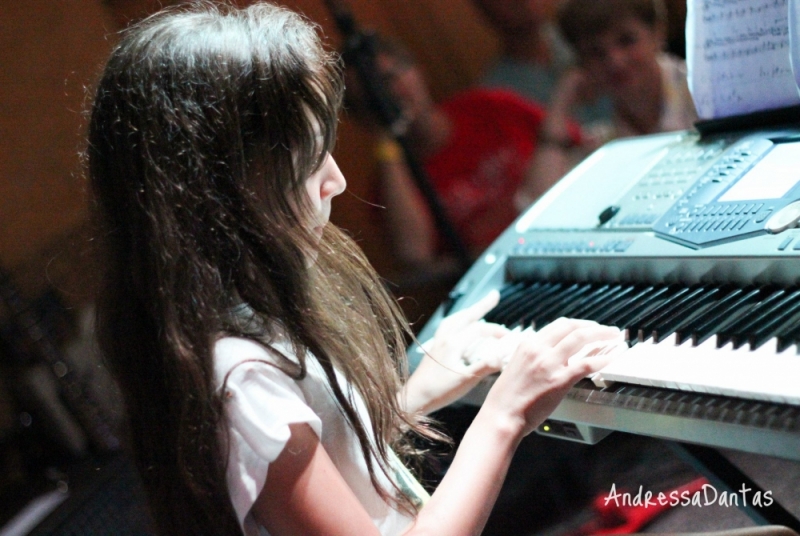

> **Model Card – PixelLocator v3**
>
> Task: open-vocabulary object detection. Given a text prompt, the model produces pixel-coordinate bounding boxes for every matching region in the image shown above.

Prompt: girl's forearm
[403,403,525,536]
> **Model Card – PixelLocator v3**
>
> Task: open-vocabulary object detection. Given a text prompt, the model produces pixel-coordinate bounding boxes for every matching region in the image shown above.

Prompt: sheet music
[687,0,800,119]
[791,0,800,89]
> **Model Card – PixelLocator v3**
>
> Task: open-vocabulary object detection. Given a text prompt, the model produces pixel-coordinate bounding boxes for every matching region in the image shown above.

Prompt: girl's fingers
[524,317,602,349]
[427,323,508,370]
[474,321,511,340]
[566,336,628,367]
[464,329,525,372]
[459,323,514,366]
[565,348,623,382]
[436,290,500,335]
[564,337,629,384]
[551,325,623,365]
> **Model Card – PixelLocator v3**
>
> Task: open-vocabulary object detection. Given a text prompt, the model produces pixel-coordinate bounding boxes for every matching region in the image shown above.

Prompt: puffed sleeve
[215,337,322,527]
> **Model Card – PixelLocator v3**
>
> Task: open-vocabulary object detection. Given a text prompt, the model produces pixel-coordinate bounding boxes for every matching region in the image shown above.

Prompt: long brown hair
[87,3,429,534]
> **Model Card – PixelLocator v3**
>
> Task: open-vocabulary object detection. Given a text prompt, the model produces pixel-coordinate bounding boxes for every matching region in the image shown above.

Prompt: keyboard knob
[765,200,800,233]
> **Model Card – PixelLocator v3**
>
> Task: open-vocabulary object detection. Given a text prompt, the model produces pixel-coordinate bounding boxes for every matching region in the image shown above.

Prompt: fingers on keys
[436,290,500,335]
[514,318,623,375]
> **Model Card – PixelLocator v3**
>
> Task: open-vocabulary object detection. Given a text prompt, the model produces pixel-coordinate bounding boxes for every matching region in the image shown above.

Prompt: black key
[737,289,800,348]
[691,288,762,346]
[595,285,654,325]
[675,287,740,345]
[718,289,786,348]
[749,290,800,349]
[777,318,800,352]
[516,283,568,327]
[499,281,526,301]
[568,285,622,319]
[491,282,546,326]
[604,286,672,327]
[556,284,614,320]
[579,284,638,322]
[499,281,548,324]
[640,286,707,341]
[570,284,638,324]
[621,288,681,343]
[485,281,526,323]
[631,287,694,342]
[727,289,790,348]
[532,283,595,328]
[652,287,723,343]
[519,283,580,327]
[573,285,631,322]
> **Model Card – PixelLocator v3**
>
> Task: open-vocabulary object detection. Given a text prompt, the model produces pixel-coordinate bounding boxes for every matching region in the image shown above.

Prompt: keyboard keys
[488,279,800,370]
[594,335,800,405]
[606,286,672,328]
[640,286,708,342]
[520,283,578,327]
[629,287,694,342]
[745,290,800,349]
[691,288,762,346]
[593,285,653,325]
[553,284,613,320]
[532,283,594,328]
[717,289,786,348]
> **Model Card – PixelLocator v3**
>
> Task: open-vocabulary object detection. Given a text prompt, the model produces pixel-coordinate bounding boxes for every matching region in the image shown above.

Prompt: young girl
[87,3,621,535]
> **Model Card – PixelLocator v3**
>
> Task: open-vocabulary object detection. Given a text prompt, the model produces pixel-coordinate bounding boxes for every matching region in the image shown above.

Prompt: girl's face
[577,16,664,98]
[303,153,346,241]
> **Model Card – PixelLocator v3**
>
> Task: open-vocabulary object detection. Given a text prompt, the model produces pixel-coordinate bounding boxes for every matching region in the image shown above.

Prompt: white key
[592,335,800,405]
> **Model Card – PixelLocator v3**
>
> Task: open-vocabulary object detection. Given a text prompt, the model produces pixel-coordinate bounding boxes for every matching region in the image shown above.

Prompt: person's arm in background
[516,68,595,212]
[375,136,439,267]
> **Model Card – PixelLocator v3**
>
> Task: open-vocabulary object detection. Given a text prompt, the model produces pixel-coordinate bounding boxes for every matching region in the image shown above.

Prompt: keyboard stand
[671,442,800,532]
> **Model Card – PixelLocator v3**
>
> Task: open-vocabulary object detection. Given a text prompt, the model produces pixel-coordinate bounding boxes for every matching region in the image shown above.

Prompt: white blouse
[214,334,420,535]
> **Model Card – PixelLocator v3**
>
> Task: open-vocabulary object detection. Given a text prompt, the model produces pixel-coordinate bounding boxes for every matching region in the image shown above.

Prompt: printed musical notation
[687,0,800,119]
[701,0,787,23]
[702,38,788,62]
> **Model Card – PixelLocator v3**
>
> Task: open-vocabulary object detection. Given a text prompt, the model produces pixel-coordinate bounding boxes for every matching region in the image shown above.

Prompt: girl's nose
[321,155,347,200]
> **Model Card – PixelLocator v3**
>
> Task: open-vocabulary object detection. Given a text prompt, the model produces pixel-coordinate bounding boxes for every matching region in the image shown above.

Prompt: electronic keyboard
[413,127,800,462]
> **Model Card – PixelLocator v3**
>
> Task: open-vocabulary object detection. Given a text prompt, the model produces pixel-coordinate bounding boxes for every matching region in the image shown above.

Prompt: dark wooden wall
[0,0,501,307]
[0,0,687,305]
[0,1,116,301]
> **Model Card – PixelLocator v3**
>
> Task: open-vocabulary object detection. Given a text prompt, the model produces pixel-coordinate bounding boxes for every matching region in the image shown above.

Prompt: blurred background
[0,0,688,533]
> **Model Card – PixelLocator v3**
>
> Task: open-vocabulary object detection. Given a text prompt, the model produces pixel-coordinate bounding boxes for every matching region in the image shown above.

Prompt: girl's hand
[401,290,519,415]
[483,318,624,437]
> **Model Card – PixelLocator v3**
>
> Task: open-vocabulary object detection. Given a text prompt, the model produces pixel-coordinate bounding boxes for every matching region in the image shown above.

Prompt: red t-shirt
[426,89,578,254]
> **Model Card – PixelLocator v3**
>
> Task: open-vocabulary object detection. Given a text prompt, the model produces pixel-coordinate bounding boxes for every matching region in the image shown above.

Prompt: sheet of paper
[687,0,800,120]
[790,0,800,89]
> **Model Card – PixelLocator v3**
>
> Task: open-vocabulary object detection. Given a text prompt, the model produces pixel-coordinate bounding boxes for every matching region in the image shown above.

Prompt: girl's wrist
[475,394,527,445]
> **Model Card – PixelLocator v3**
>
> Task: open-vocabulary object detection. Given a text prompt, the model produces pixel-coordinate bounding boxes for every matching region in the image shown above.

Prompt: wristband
[375,139,403,164]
